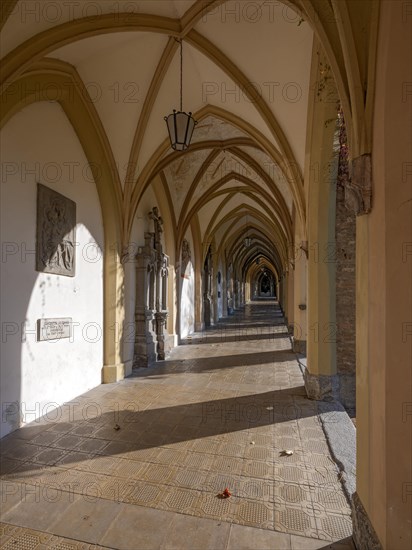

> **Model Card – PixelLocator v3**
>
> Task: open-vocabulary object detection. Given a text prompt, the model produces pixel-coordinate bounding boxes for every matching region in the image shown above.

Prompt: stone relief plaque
[37,318,72,341]
[36,183,76,276]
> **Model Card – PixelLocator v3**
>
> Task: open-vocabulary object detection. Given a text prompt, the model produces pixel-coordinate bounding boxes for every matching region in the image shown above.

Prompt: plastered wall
[1,102,104,437]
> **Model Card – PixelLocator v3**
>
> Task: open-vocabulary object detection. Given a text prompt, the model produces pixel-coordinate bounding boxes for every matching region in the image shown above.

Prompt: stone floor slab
[48,495,122,544]
[160,514,231,550]
[100,504,174,549]
[227,523,291,549]
[1,481,77,532]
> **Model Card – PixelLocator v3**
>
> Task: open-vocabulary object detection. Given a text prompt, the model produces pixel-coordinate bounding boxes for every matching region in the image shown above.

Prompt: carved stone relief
[134,207,170,367]
[36,183,76,276]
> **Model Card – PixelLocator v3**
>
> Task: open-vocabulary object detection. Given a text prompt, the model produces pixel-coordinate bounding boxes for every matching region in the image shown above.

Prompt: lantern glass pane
[175,112,189,150]
[185,116,196,147]
[165,114,176,148]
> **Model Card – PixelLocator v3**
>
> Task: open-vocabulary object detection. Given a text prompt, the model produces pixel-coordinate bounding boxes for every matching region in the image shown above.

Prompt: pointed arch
[0,58,126,382]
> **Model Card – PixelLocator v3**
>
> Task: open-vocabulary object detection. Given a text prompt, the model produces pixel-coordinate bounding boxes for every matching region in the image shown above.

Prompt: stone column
[203,249,213,327]
[305,59,339,400]
[193,246,203,332]
[155,254,170,359]
[293,243,307,355]
[221,266,228,317]
[335,117,356,411]
[278,274,284,313]
[155,310,168,360]
[227,263,234,315]
[103,242,126,383]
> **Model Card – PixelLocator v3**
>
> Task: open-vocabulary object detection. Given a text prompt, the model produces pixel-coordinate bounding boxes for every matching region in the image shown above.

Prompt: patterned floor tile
[233,498,274,529]
[123,480,166,506]
[196,491,235,521]
[157,486,199,515]
[242,460,273,479]
[142,463,177,484]
[316,514,353,541]
[274,507,318,538]
[212,456,244,476]
[183,452,214,471]
[311,485,352,516]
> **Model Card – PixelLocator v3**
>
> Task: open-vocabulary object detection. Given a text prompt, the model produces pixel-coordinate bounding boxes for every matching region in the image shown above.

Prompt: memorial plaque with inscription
[37,318,72,341]
[36,183,76,276]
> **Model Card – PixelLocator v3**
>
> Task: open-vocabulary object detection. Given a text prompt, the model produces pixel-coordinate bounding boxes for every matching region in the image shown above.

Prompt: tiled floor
[0,300,355,549]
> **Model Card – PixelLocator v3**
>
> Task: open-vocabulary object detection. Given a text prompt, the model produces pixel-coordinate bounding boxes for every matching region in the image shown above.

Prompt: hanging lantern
[164,39,197,150]
[165,110,196,151]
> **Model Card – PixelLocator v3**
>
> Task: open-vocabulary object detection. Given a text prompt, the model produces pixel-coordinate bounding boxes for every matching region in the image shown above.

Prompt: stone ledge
[351,492,383,550]
[317,400,356,499]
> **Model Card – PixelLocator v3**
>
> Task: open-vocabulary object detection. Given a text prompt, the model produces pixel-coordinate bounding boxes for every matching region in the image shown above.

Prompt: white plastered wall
[180,229,195,338]
[0,102,104,437]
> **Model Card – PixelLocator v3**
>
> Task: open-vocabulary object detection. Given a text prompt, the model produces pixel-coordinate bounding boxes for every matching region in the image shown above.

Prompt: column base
[338,373,356,410]
[124,359,133,377]
[103,362,127,383]
[304,370,339,401]
[166,333,177,352]
[351,492,383,550]
[293,338,307,355]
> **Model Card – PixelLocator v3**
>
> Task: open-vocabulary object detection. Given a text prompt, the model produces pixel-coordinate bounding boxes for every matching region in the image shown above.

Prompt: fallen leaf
[217,487,232,499]
[280,450,294,456]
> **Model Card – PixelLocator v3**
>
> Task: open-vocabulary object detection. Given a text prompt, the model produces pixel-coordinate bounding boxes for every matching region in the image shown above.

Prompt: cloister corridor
[1,300,355,549]
[1,1,411,548]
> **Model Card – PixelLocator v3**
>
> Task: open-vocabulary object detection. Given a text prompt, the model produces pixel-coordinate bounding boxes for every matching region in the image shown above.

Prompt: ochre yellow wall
[356,2,412,547]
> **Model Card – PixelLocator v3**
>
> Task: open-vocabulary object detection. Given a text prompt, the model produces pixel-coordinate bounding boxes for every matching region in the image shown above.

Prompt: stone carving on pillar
[156,253,170,360]
[134,232,157,368]
[133,207,170,368]
[345,153,372,215]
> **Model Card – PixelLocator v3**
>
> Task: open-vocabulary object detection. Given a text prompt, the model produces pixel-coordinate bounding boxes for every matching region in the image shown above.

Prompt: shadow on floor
[2,388,343,474]
[133,350,298,377]
[181,331,290,345]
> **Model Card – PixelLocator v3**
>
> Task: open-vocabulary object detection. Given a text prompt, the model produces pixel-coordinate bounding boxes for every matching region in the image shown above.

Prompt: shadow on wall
[1,219,103,438]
